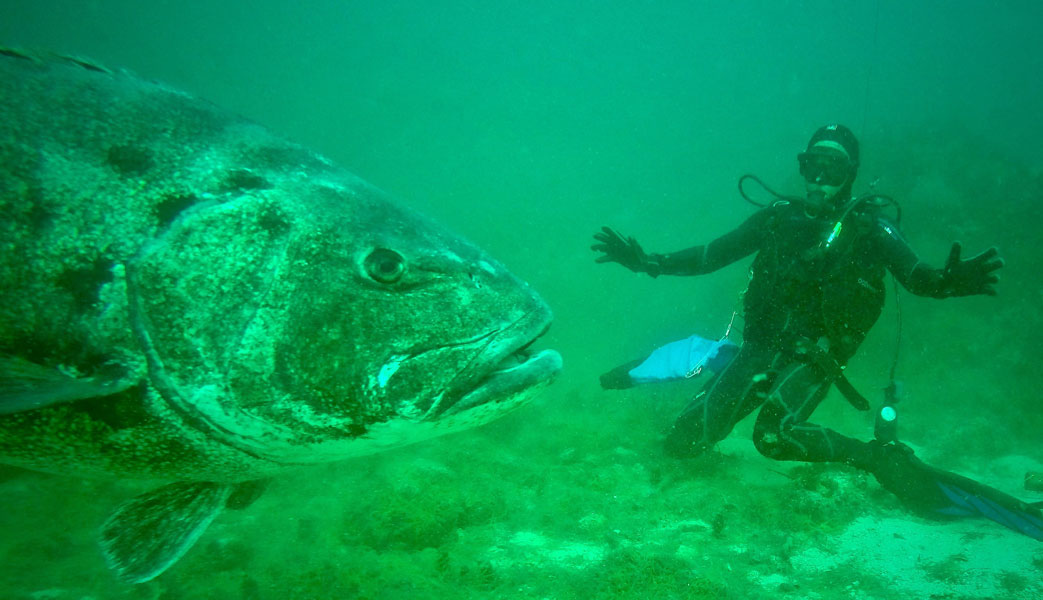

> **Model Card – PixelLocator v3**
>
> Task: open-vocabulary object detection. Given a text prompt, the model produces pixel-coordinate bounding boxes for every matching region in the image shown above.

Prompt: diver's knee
[752,426,783,459]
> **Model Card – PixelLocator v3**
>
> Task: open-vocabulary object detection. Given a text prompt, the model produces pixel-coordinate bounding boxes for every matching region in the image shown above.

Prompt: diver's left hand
[940,242,1004,296]
[592,227,657,274]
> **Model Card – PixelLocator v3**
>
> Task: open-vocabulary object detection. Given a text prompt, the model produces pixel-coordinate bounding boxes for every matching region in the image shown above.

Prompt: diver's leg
[663,343,774,457]
[869,442,1043,540]
[752,361,1043,540]
[751,359,873,464]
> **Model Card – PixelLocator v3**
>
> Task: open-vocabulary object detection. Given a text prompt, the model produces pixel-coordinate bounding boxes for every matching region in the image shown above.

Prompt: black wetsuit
[657,200,949,468]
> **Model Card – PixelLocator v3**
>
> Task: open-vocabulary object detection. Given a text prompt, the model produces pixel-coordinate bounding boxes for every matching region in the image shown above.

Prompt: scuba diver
[591,124,1043,541]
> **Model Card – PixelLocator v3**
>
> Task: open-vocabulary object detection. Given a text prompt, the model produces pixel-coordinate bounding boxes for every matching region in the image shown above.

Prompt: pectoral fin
[100,481,235,583]
[0,356,134,414]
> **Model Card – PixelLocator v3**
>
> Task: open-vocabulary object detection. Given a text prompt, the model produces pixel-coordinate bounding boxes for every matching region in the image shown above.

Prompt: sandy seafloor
[2,379,1041,600]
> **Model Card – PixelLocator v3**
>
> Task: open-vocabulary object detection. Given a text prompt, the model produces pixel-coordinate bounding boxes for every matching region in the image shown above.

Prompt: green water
[2,1,1042,598]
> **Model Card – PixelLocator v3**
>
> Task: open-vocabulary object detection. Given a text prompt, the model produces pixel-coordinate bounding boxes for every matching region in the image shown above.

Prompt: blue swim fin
[872,443,1043,541]
[932,472,1043,541]
[627,335,738,384]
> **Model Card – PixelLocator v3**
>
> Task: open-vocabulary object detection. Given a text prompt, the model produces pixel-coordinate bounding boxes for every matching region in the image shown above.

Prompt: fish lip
[429,308,561,419]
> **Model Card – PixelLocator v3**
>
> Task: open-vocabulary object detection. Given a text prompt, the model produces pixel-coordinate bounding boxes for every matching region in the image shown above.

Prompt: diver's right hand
[591,226,661,276]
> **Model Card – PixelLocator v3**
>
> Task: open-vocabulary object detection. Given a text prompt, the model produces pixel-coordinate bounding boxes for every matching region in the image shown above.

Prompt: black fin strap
[792,337,870,411]
[833,373,871,411]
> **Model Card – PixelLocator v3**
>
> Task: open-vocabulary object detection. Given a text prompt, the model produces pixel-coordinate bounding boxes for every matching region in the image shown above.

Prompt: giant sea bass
[0,48,562,582]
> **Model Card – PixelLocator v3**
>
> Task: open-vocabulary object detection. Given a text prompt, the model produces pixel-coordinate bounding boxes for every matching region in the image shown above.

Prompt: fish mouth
[431,309,562,419]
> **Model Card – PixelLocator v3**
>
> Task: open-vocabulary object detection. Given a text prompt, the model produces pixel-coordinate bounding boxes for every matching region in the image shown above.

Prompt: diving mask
[798,152,852,186]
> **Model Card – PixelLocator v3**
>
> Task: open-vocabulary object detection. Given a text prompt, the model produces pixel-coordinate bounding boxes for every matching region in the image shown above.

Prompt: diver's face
[804,180,845,210]
[798,151,853,211]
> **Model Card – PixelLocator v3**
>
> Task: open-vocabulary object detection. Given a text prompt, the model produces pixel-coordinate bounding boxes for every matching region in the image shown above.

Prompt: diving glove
[591,227,662,277]
[938,242,1003,297]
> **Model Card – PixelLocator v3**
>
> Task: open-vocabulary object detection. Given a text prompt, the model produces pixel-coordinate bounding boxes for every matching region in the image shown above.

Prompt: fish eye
[363,248,406,284]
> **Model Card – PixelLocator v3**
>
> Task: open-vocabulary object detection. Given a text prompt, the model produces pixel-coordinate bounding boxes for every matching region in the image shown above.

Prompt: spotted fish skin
[0,49,561,484]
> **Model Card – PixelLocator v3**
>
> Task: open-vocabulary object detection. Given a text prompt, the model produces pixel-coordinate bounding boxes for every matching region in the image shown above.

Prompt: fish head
[267,179,564,451]
[131,173,561,463]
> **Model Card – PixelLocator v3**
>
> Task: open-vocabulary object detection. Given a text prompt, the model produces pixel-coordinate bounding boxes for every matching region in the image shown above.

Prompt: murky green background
[2,1,1042,598]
